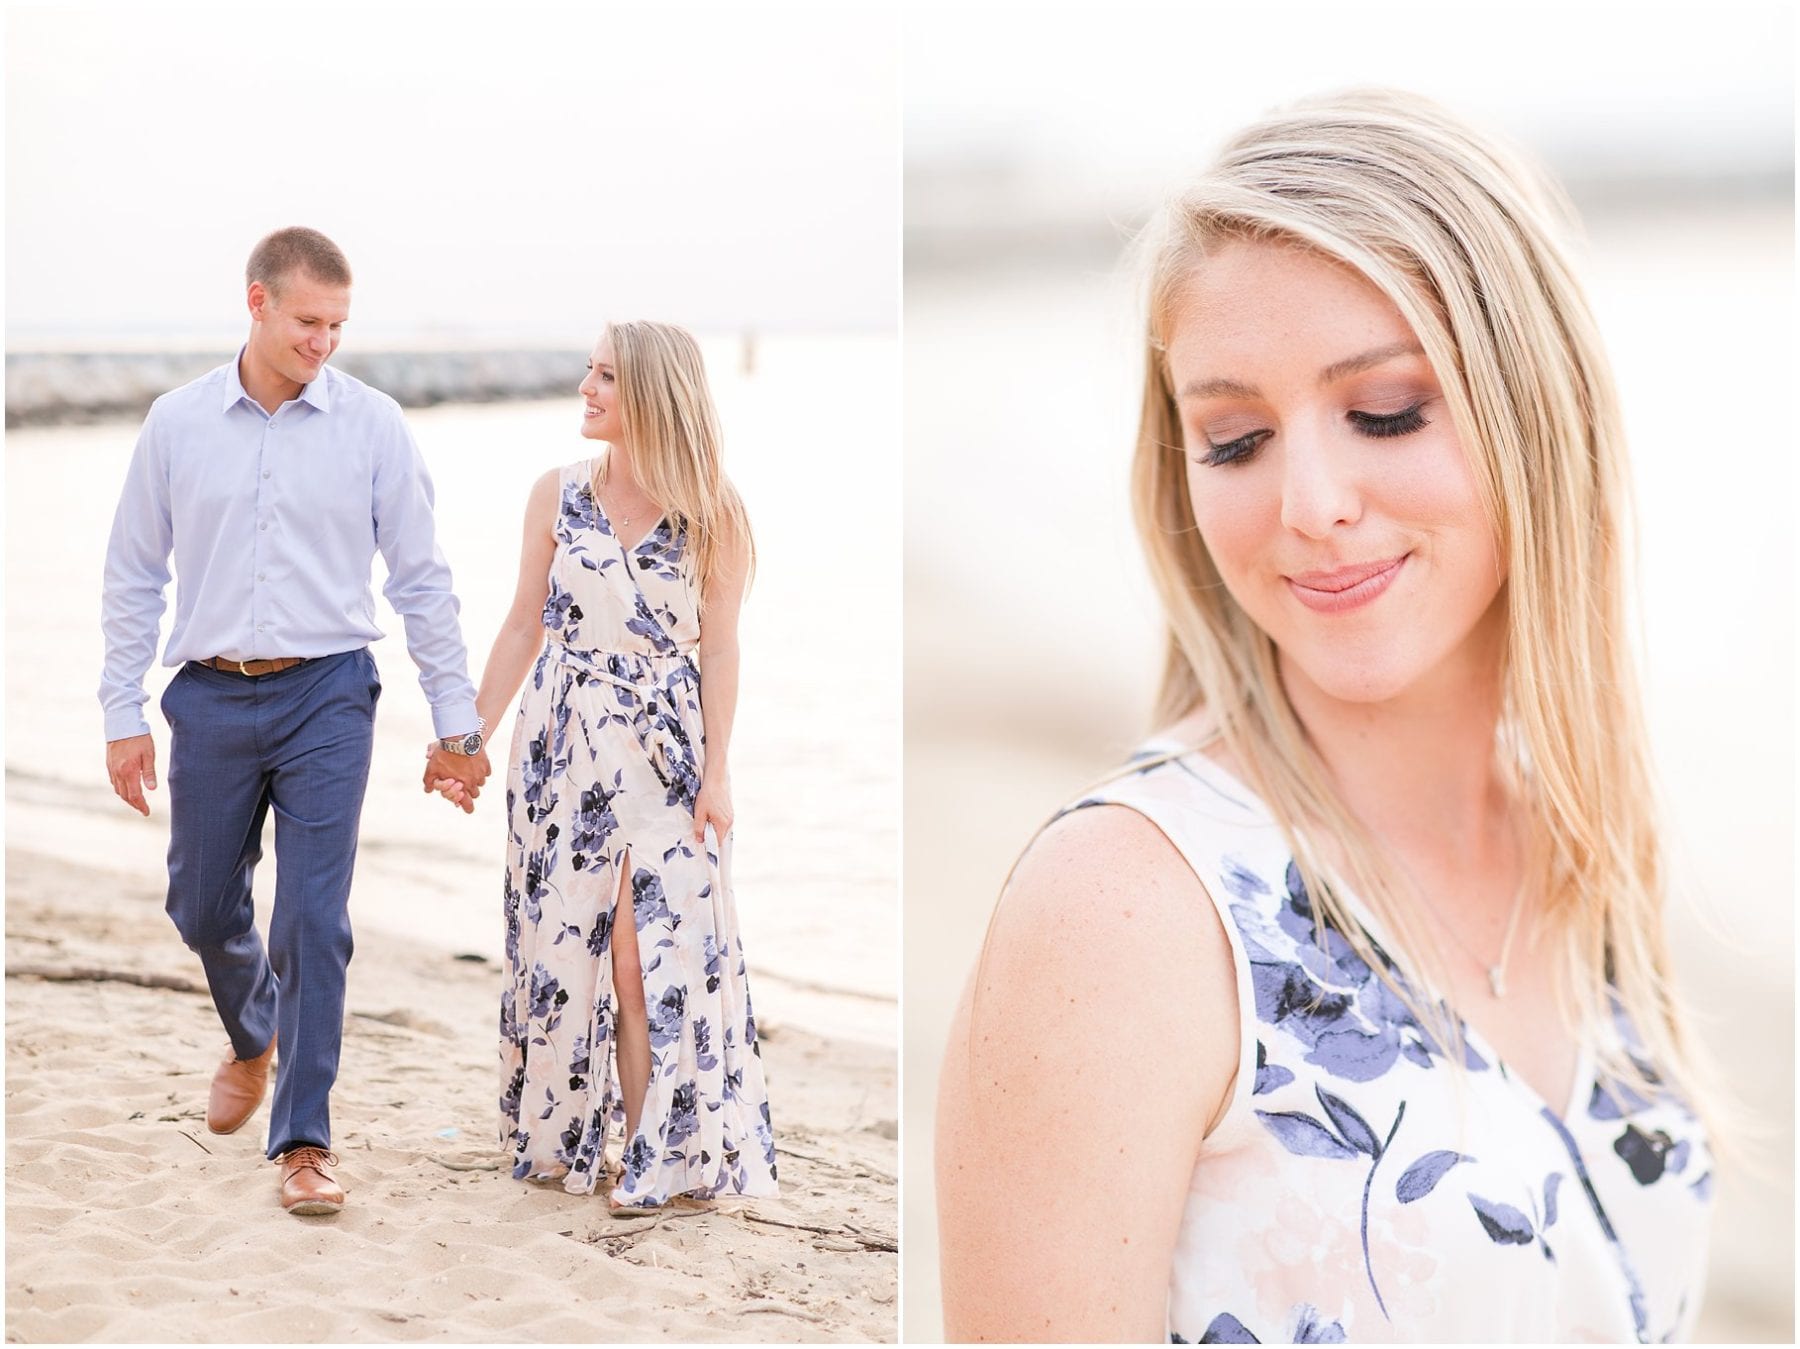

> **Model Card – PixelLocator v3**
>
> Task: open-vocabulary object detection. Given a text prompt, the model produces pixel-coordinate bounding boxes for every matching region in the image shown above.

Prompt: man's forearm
[374,420,480,735]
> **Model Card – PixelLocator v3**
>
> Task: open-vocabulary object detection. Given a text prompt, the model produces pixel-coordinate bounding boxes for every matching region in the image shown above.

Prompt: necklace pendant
[1487,965,1506,999]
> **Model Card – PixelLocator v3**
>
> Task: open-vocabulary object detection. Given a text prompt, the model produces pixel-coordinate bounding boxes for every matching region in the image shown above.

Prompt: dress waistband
[543,641,696,691]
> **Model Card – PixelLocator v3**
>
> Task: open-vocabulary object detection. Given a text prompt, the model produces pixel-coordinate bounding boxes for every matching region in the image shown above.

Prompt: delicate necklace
[594,454,646,528]
[1424,879,1530,999]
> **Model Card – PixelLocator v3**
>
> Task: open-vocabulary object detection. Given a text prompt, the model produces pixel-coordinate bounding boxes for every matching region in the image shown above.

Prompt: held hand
[693,775,733,844]
[429,775,471,810]
[106,733,158,816]
[423,743,491,814]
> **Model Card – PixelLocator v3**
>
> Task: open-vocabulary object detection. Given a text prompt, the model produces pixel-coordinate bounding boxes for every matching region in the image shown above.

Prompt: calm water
[5,334,899,1046]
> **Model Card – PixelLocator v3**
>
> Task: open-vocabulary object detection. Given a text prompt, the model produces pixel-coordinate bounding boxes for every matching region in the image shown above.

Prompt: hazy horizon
[6,4,900,342]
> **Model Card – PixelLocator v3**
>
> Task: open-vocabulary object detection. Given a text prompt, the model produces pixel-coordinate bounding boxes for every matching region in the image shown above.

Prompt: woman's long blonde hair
[602,320,754,605]
[1132,89,1700,1110]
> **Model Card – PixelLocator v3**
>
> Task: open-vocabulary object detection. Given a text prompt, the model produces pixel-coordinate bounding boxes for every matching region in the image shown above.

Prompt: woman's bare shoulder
[935,801,1243,1339]
[957,803,1240,1121]
[991,804,1232,991]
[519,468,564,536]
[1013,802,1207,918]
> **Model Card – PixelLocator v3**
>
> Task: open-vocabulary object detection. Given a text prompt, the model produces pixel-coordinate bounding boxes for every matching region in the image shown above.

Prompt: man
[99,226,491,1216]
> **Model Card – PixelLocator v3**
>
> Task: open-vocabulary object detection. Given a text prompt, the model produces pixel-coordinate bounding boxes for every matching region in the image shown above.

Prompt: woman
[936,91,1713,1342]
[438,321,777,1210]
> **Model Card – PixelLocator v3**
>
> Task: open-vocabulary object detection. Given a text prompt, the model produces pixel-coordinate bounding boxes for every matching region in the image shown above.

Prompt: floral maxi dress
[499,459,777,1206]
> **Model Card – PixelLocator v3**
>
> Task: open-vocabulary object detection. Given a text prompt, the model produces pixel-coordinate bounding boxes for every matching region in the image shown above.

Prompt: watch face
[462,733,482,754]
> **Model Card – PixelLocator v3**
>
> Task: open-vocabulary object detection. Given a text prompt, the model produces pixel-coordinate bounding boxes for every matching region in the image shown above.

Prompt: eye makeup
[1192,401,1432,466]
[1347,403,1429,439]
[1198,430,1269,467]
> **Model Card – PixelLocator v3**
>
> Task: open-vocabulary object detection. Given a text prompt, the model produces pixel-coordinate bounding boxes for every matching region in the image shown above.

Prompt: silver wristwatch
[438,717,486,755]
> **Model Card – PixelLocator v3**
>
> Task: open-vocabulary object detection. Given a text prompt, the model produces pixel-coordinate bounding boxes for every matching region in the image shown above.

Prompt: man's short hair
[245,227,352,298]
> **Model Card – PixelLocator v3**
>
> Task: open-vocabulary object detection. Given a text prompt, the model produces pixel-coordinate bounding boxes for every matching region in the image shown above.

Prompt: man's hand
[107,733,158,816]
[423,744,491,814]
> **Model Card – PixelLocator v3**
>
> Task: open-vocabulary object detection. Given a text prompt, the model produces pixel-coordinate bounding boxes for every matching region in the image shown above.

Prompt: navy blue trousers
[159,648,379,1158]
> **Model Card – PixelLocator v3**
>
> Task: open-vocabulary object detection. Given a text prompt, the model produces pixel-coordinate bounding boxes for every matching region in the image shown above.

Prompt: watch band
[438,716,487,755]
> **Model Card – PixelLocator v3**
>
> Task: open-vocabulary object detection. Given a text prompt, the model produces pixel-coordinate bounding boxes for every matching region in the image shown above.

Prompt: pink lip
[1285,554,1408,614]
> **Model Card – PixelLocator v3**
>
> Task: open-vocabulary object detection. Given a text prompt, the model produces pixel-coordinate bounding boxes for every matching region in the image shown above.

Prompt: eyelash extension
[1348,403,1429,438]
[1199,431,1268,467]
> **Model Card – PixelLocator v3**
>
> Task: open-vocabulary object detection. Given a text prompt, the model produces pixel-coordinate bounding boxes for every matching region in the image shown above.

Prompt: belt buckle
[238,658,253,676]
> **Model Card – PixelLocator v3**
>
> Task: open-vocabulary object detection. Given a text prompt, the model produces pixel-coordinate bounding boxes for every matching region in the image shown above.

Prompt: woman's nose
[1279,434,1363,539]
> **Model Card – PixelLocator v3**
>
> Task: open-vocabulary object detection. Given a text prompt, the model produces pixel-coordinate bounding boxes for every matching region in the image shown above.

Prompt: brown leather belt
[198,656,310,677]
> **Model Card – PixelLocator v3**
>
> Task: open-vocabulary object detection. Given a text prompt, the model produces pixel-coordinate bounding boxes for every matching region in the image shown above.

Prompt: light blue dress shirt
[99,351,480,741]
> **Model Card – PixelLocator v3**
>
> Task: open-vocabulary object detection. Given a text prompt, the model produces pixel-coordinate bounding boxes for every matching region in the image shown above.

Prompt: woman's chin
[1285,649,1422,707]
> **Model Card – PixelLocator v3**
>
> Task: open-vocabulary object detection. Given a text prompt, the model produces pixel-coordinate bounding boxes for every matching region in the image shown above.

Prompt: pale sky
[6,2,900,341]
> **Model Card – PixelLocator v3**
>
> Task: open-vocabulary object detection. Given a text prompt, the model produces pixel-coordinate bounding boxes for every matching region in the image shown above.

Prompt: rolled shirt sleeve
[99,407,176,740]
[370,408,480,738]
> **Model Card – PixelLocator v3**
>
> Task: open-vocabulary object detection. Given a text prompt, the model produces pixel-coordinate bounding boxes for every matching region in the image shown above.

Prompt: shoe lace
[280,1145,340,1172]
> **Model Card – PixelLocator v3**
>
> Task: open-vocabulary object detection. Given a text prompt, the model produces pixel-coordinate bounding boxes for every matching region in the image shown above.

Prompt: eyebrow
[1178,342,1425,401]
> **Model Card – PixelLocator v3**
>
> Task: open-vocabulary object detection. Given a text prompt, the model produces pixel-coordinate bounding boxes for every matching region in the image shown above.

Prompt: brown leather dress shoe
[276,1146,345,1216]
[206,1035,277,1135]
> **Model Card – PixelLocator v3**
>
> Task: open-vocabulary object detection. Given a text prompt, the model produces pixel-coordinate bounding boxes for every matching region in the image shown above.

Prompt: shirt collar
[299,365,332,412]
[222,344,333,415]
[222,346,252,413]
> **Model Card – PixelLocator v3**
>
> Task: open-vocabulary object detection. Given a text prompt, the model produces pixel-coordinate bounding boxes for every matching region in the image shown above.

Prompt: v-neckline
[1154,735,1595,1128]
[587,457,667,556]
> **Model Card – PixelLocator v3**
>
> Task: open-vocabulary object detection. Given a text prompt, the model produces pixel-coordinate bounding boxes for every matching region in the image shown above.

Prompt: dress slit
[607,846,649,1150]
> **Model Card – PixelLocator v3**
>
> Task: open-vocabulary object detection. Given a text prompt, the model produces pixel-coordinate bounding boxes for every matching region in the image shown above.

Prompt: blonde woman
[936,91,1712,1342]
[438,321,776,1210]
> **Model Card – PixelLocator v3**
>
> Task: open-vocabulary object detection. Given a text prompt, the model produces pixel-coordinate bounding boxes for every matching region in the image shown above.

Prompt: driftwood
[7,964,206,995]
[738,1212,897,1253]
[740,1303,828,1324]
[774,1141,896,1184]
[6,967,449,1039]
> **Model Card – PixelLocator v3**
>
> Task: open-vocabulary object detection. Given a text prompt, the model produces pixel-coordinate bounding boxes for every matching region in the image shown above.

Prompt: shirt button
[257,572,266,581]
[259,521,268,531]
[267,419,276,429]
[257,623,266,632]
[263,470,271,479]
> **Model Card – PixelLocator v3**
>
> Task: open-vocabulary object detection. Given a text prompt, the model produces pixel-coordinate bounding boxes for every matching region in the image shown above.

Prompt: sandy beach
[5,848,897,1343]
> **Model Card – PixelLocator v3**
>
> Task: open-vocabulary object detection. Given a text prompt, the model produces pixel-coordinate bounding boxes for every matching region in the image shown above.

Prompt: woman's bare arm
[472,468,559,735]
[692,516,749,841]
[935,804,1241,1343]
